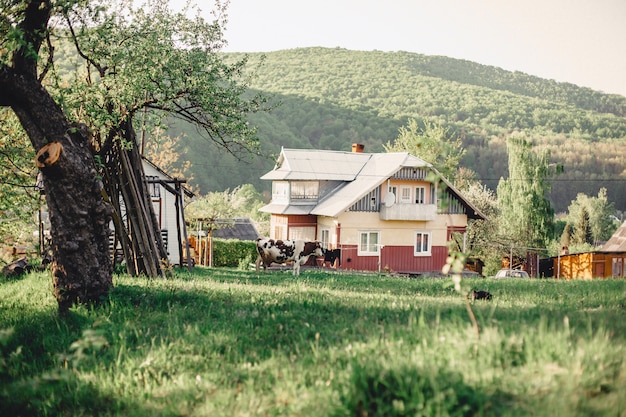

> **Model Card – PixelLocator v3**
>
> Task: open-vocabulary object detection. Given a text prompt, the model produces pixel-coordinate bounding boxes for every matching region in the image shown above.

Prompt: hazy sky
[173,0,626,97]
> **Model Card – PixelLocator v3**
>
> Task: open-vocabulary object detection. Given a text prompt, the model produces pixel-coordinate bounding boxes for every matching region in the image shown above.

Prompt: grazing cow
[323,248,341,268]
[255,238,324,275]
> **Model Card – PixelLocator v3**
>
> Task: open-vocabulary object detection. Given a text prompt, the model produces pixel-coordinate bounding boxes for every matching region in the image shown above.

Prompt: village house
[258,144,486,274]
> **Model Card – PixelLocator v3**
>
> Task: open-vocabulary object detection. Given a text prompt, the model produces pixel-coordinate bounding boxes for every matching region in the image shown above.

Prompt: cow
[255,238,324,275]
[323,248,341,268]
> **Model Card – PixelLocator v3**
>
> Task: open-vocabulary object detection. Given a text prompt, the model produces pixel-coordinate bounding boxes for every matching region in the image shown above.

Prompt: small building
[142,158,194,266]
[212,218,260,241]
[553,220,626,279]
[258,145,486,274]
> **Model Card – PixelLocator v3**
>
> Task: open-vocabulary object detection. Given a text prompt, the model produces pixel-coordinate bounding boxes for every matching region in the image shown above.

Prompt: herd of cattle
[255,237,339,275]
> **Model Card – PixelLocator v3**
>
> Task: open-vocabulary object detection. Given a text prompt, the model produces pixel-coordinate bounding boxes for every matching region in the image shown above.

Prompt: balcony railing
[379,203,437,221]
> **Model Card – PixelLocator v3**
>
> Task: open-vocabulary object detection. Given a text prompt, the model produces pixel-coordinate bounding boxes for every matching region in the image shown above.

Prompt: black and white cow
[255,238,324,276]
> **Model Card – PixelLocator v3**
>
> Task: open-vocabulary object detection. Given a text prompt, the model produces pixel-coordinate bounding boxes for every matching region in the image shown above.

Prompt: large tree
[57,0,268,277]
[1,0,113,312]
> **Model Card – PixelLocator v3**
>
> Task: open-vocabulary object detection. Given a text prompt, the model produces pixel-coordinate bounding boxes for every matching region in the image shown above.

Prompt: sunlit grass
[1,268,625,416]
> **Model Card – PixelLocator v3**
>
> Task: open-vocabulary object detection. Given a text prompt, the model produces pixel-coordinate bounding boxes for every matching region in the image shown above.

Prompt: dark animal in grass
[468,289,493,301]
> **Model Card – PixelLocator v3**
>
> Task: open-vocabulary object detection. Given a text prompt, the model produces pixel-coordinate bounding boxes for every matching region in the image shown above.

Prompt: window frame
[415,186,426,204]
[399,186,412,203]
[320,228,330,249]
[414,231,432,256]
[290,181,319,199]
[358,230,380,255]
[388,186,398,203]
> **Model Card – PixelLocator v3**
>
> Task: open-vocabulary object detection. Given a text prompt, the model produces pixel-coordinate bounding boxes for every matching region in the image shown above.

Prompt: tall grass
[1,268,625,416]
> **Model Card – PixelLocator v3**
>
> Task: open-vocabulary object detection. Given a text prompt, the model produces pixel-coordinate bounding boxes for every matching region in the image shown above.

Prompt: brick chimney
[351,143,364,153]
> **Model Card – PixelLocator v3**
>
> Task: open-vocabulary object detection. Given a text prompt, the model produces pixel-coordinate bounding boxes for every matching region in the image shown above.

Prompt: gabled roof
[600,220,626,252]
[260,147,486,220]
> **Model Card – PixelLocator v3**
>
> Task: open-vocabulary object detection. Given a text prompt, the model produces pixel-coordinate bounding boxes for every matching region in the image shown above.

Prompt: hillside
[173,48,626,212]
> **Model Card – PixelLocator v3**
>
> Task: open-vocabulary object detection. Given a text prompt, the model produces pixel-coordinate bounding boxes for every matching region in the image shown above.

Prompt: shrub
[212,238,257,268]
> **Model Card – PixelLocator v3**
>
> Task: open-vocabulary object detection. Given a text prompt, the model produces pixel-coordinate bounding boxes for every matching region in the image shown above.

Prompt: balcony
[379,203,437,221]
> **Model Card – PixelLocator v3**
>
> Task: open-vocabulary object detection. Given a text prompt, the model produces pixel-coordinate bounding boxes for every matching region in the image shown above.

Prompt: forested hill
[177,47,626,212]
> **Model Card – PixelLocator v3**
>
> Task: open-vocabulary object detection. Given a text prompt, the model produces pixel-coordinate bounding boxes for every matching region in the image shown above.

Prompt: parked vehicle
[495,269,529,279]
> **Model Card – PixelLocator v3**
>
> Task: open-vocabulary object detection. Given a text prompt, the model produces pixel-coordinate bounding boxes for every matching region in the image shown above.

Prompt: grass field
[1,267,625,416]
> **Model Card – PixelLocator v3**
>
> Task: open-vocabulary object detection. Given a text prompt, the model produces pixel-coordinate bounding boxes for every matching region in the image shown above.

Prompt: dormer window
[272,181,289,203]
[291,181,319,199]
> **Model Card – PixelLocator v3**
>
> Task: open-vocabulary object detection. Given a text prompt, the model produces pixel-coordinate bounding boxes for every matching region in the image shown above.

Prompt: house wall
[269,214,317,241]
[553,252,613,280]
[384,179,434,204]
[324,211,467,273]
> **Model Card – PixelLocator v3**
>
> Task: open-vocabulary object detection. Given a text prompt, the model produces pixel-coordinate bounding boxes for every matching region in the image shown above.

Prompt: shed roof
[212,218,260,241]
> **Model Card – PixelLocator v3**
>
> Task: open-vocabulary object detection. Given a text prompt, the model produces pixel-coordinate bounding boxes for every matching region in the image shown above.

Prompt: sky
[172,0,626,97]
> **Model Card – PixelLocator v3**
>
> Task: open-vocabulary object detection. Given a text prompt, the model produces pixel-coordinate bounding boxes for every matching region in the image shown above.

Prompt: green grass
[1,268,625,416]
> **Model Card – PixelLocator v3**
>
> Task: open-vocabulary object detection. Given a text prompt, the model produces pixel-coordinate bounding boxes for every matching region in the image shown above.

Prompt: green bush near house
[211,238,258,268]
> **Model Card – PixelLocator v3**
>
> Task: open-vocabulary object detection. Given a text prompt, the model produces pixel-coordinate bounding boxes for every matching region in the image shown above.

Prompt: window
[289,226,316,241]
[415,186,426,204]
[291,181,319,199]
[272,181,289,203]
[414,231,431,256]
[320,229,330,249]
[273,225,286,240]
[400,186,412,203]
[359,231,380,255]
[613,257,624,277]
[388,186,397,203]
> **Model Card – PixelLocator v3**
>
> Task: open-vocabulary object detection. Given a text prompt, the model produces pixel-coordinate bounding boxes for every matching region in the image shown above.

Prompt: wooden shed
[553,220,626,279]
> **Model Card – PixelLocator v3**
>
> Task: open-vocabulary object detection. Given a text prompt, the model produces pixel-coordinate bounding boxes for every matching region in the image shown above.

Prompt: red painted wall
[338,245,449,274]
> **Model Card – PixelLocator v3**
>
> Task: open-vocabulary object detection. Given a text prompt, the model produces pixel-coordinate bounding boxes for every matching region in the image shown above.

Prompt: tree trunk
[0,68,114,313]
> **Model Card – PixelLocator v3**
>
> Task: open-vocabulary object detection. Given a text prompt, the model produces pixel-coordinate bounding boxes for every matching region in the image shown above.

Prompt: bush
[212,238,257,268]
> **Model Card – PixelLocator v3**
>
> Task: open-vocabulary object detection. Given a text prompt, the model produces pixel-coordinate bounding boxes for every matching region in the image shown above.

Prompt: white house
[141,158,194,265]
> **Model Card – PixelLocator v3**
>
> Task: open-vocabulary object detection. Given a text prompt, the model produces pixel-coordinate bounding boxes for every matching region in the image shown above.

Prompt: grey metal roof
[212,218,260,241]
[260,148,372,181]
[600,221,626,252]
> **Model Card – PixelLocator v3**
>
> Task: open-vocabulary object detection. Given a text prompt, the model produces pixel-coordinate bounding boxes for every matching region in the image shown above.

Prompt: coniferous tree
[572,206,594,246]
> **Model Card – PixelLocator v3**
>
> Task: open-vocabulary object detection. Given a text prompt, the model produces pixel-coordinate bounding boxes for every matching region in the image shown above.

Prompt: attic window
[291,181,319,199]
